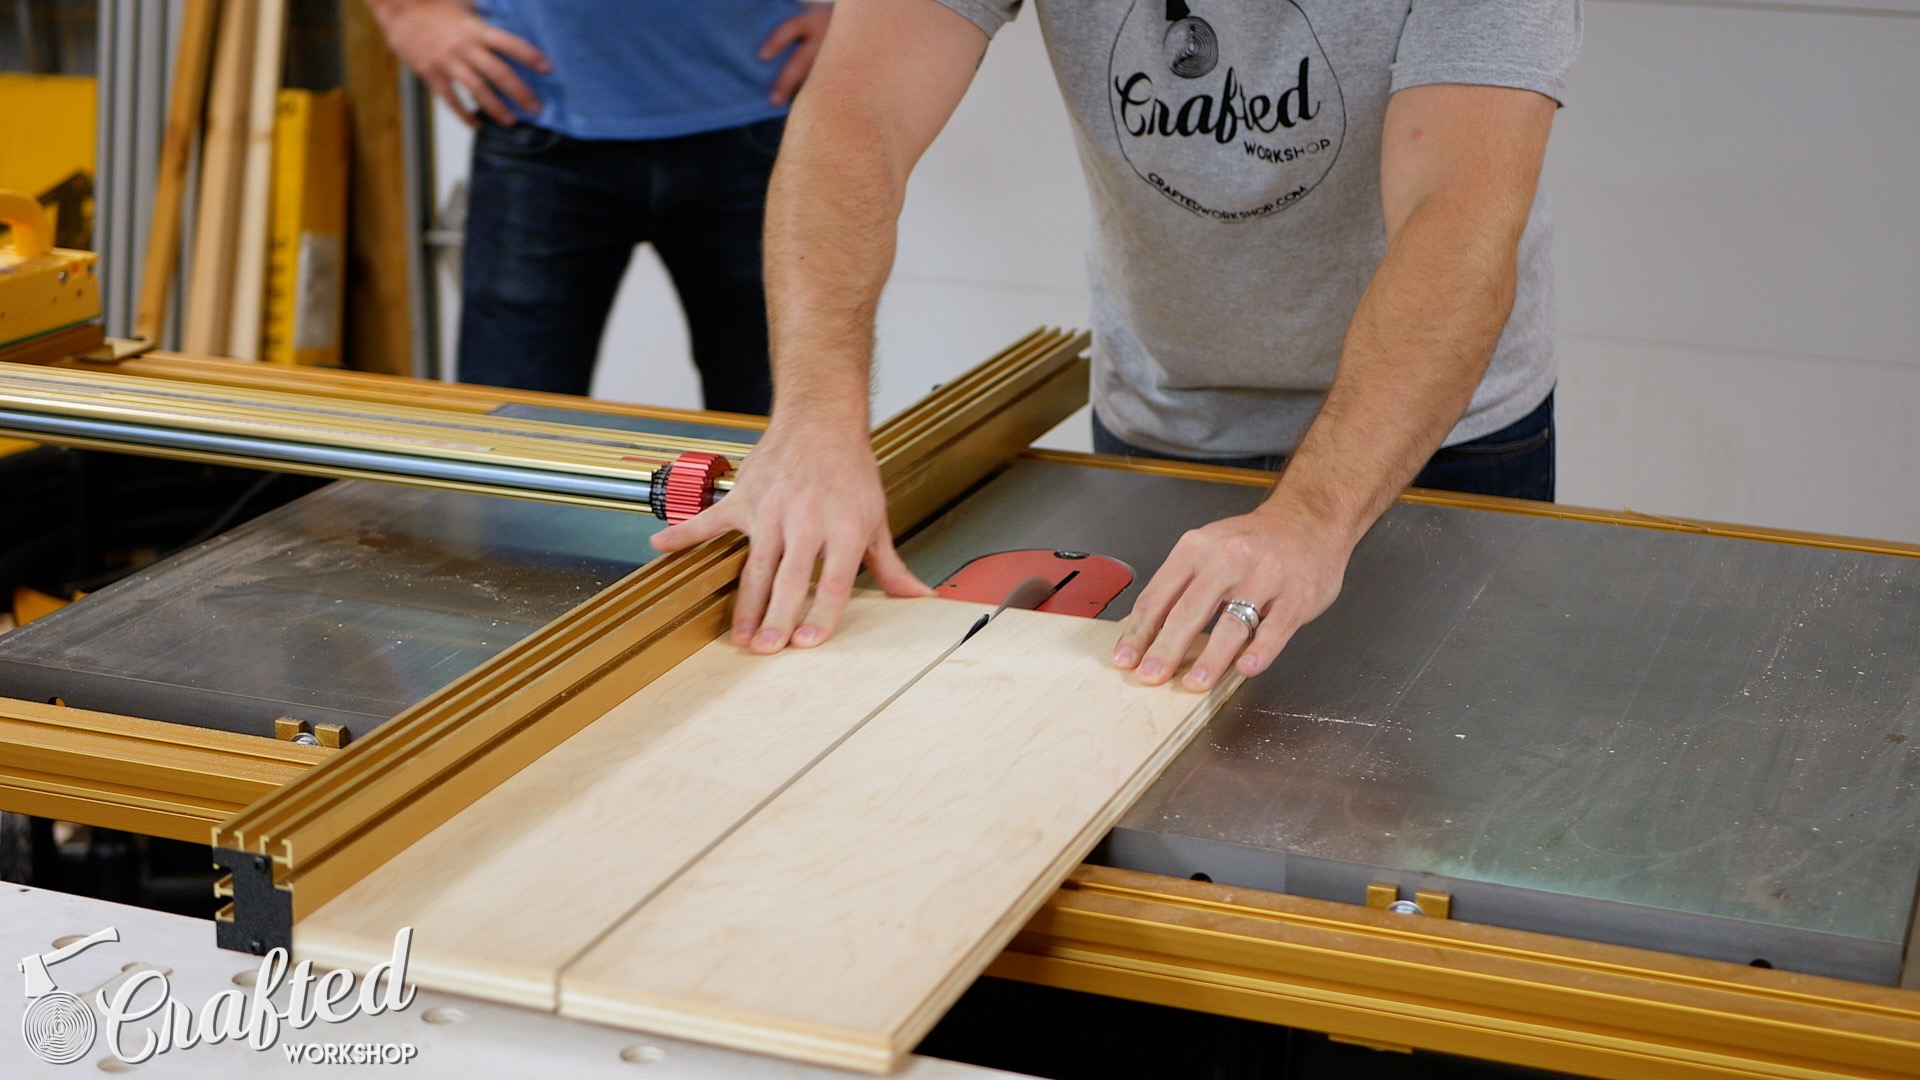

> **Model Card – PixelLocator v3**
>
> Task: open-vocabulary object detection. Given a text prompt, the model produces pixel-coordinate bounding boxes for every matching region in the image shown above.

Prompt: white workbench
[2,885,1025,1078]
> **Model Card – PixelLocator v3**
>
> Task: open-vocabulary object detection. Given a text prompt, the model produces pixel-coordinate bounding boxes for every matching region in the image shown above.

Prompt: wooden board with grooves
[296,587,1233,1073]
[558,603,1236,1072]
[296,592,992,1008]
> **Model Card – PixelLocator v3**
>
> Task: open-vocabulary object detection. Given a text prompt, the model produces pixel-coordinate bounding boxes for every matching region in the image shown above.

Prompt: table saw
[0,330,1915,1078]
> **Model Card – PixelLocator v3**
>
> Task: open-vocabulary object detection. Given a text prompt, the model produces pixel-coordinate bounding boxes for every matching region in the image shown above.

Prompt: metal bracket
[213,847,292,955]
[1366,881,1452,919]
[279,716,351,749]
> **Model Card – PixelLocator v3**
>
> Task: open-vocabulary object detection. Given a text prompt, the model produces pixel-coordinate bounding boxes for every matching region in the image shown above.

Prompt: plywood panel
[340,0,416,375]
[133,0,218,346]
[226,0,289,360]
[181,0,257,355]
[297,592,992,1007]
[561,606,1237,1072]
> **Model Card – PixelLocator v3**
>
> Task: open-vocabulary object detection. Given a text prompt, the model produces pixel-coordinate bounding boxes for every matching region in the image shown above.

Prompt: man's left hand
[761,3,834,107]
[1113,504,1350,692]
[1113,85,1557,693]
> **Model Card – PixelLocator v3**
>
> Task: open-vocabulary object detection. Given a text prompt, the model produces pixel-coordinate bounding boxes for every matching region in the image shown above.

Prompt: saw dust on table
[298,590,1239,1073]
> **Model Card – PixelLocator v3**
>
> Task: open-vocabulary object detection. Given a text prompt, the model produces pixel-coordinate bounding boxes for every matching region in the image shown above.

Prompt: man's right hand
[650,419,930,653]
[371,0,551,128]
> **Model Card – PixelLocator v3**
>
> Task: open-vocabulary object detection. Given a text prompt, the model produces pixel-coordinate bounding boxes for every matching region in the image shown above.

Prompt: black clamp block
[212,846,293,956]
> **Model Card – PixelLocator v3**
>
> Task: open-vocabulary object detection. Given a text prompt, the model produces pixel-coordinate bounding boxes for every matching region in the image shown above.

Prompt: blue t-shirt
[476,0,805,140]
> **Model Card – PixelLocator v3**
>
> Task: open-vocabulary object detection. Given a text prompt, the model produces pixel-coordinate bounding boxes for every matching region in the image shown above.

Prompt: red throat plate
[936,549,1134,618]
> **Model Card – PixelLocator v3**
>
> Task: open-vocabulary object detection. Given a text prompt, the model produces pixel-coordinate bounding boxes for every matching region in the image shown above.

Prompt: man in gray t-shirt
[658,0,1583,691]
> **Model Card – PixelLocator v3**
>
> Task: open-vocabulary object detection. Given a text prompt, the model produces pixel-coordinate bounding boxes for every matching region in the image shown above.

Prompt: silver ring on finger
[1221,598,1261,636]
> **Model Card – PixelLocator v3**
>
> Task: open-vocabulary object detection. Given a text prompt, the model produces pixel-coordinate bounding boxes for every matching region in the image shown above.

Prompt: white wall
[1548,0,1920,542]
[431,0,1920,542]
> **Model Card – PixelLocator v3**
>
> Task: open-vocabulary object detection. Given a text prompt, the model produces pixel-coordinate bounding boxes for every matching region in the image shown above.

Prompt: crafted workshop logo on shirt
[18,926,419,1066]
[1108,0,1347,220]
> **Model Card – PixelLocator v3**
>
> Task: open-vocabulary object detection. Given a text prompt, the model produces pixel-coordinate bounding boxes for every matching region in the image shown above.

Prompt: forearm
[1117,84,1554,689]
[756,0,983,440]
[1267,190,1522,547]
[652,0,981,650]
[761,92,910,436]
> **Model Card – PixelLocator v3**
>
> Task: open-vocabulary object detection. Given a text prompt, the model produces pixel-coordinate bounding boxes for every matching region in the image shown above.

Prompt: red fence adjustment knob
[655,452,732,524]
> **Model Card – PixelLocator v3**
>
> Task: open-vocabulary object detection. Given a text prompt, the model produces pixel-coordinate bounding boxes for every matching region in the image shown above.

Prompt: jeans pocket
[477,119,565,159]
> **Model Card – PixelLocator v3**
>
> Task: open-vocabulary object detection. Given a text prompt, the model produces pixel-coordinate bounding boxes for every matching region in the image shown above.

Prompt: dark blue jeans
[458,117,781,415]
[1092,391,1556,502]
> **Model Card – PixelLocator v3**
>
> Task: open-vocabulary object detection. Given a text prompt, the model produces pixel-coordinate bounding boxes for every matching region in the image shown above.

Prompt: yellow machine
[0,190,98,353]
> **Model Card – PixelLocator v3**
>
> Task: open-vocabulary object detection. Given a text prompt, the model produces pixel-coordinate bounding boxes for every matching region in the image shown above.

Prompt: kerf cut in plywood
[296,593,994,1008]
[560,605,1238,1073]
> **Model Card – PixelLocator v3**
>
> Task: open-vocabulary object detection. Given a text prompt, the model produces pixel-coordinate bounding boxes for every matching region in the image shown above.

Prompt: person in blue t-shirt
[371,0,833,415]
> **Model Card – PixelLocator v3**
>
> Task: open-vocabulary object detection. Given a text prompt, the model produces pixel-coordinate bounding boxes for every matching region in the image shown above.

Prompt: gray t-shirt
[931,0,1581,457]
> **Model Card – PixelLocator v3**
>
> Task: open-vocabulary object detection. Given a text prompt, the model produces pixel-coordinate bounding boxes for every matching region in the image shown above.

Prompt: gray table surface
[896,460,1920,985]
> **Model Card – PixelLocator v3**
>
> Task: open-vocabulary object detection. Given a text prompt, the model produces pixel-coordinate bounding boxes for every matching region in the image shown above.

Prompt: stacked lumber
[138,0,354,368]
[179,0,259,355]
[133,0,218,348]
